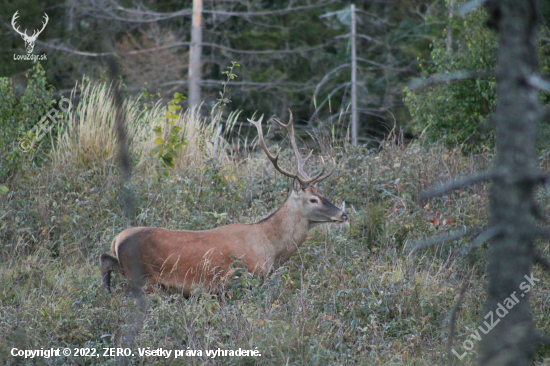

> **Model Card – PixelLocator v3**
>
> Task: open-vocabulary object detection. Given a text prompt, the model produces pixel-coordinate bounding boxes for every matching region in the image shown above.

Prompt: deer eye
[309,198,318,204]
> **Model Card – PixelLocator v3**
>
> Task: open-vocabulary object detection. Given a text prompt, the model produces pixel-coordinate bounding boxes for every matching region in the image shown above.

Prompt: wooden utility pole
[188,0,203,109]
[351,4,357,146]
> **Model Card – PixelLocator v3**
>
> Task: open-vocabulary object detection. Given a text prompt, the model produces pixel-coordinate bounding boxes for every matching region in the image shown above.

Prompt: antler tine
[248,115,297,180]
[272,110,311,180]
[312,161,335,184]
[302,157,336,186]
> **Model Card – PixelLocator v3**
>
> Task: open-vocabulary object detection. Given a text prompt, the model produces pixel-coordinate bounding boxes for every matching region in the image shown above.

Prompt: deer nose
[341,212,349,221]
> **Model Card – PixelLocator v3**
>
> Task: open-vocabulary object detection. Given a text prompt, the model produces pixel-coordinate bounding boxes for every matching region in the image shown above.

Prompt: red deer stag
[100,112,348,296]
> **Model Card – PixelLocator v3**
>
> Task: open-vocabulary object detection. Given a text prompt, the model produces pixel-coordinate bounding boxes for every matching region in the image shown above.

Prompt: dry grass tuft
[51,80,239,174]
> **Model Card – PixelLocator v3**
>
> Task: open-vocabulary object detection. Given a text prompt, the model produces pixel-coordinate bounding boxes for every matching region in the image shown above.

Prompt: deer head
[11,11,49,54]
[249,111,348,228]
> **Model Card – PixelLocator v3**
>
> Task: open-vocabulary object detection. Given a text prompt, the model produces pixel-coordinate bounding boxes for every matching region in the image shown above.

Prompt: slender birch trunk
[188,0,203,109]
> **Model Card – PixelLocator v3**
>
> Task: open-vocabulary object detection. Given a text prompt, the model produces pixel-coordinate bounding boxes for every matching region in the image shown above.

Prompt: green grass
[2,86,550,365]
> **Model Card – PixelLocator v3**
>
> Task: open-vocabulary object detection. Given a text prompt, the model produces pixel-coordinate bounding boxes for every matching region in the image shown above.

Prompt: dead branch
[419,171,499,200]
[38,39,338,57]
[527,74,550,93]
[407,227,482,253]
[447,282,469,366]
[407,70,493,91]
[457,0,490,16]
[97,0,338,23]
[460,225,504,255]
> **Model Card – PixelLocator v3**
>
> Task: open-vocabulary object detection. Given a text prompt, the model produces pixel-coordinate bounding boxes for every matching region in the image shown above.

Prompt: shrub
[404,2,550,151]
[404,4,497,150]
[0,62,55,181]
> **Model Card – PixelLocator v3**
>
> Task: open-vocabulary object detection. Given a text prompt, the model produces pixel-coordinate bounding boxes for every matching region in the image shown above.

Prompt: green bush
[404,5,497,150]
[0,62,55,181]
[404,2,550,151]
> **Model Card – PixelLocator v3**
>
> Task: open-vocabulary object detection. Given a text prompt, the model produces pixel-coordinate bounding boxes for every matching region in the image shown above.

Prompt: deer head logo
[11,11,49,54]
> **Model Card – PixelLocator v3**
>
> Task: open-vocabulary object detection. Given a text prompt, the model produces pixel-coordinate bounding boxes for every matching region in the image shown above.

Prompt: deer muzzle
[331,211,349,223]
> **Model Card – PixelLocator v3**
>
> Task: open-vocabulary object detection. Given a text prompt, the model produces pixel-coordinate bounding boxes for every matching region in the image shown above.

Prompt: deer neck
[257,194,310,268]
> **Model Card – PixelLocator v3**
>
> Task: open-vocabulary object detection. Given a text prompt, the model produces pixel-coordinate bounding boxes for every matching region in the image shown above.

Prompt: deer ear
[292,177,302,192]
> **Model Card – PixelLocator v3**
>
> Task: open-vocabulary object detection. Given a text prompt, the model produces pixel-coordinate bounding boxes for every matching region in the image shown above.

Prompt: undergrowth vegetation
[2,83,550,365]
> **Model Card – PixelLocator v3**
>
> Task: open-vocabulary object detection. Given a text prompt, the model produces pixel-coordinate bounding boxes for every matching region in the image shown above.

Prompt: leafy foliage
[0,62,55,182]
[211,61,240,123]
[151,92,187,170]
[404,6,497,150]
[404,2,550,150]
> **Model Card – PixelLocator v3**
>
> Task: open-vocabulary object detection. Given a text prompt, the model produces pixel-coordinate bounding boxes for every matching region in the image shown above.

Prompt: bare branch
[203,2,338,17]
[356,57,410,72]
[460,225,504,255]
[527,74,550,93]
[419,171,498,200]
[457,0,490,16]
[354,9,394,25]
[204,40,338,55]
[407,71,493,91]
[334,33,385,45]
[36,40,114,56]
[313,63,351,97]
[37,39,338,57]
[94,0,337,23]
[447,282,469,365]
[406,227,481,253]
[309,83,351,122]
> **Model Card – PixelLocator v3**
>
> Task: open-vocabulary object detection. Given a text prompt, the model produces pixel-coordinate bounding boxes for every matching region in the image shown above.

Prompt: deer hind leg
[115,242,149,308]
[100,254,123,292]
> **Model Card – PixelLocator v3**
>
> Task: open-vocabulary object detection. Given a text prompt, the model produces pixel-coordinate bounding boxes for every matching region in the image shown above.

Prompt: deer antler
[11,11,28,38]
[248,111,334,188]
[249,114,298,180]
[271,110,312,180]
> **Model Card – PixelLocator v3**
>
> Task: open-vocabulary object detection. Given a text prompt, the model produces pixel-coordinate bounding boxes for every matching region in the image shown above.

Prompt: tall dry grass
[51,80,240,173]
[52,82,119,170]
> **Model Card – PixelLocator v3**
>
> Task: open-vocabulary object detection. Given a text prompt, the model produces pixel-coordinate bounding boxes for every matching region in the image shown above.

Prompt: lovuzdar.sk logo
[11,10,48,61]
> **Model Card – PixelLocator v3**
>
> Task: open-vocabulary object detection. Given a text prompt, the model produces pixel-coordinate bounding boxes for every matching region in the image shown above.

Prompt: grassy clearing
[1,85,550,365]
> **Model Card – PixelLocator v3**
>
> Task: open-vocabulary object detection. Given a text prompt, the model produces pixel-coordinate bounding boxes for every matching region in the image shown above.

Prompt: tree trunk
[480,1,541,365]
[188,0,203,109]
[446,0,453,52]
